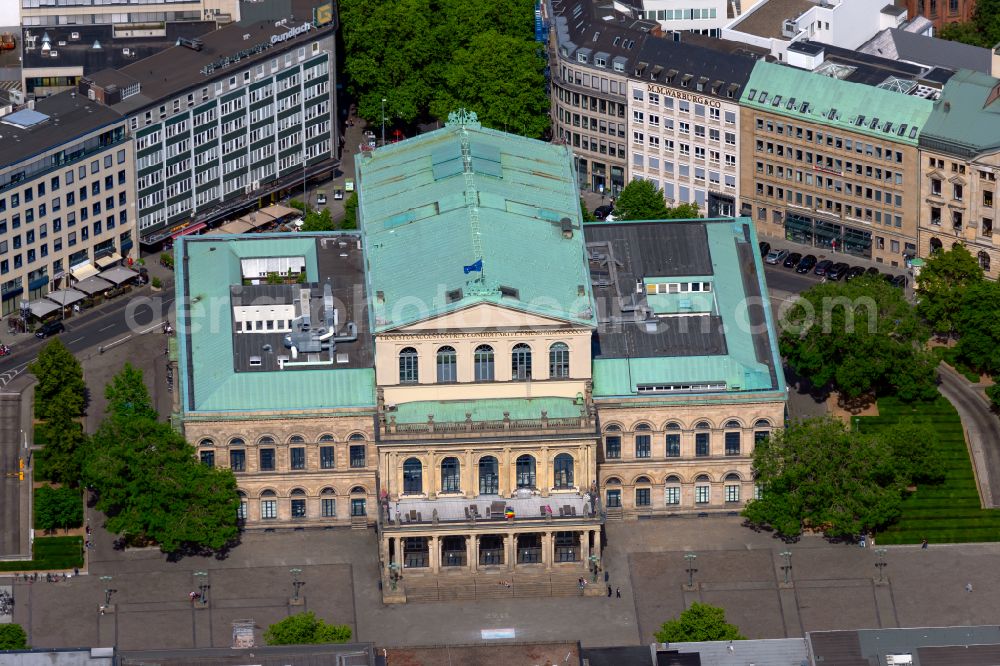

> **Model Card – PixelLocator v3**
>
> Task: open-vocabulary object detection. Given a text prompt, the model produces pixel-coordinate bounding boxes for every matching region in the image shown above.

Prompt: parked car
[827,262,850,280]
[35,321,65,339]
[759,241,771,258]
[765,249,789,265]
[814,259,833,277]
[783,252,803,268]
[594,204,614,220]
[796,254,817,273]
[345,179,355,192]
[334,189,344,200]
[866,267,880,277]
[891,274,907,288]
[844,266,867,281]
[316,191,327,205]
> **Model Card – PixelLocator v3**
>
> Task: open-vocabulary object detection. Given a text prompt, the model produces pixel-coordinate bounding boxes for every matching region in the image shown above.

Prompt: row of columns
[386,529,602,574]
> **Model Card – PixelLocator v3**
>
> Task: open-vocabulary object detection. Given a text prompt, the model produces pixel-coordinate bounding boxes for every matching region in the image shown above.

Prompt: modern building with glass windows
[173,232,378,529]
[586,217,785,519]
[0,92,136,317]
[739,55,938,266]
[627,37,755,217]
[79,3,338,246]
[917,69,1000,278]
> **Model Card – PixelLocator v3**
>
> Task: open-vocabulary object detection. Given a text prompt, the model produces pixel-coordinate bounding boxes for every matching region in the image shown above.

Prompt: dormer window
[577,53,588,64]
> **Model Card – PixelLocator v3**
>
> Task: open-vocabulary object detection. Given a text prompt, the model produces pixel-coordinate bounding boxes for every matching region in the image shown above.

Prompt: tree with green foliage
[430,33,549,138]
[0,623,28,649]
[34,409,86,486]
[664,202,702,219]
[264,611,352,645]
[654,602,745,643]
[580,198,596,223]
[301,207,334,232]
[986,382,1000,412]
[342,191,359,230]
[615,179,668,220]
[938,0,1000,46]
[939,20,989,47]
[916,245,983,338]
[29,338,86,419]
[954,280,1000,375]
[34,485,83,532]
[745,416,943,537]
[780,277,938,401]
[81,364,239,554]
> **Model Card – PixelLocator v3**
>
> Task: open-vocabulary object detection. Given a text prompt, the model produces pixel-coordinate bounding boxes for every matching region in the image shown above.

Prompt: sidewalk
[755,228,910,279]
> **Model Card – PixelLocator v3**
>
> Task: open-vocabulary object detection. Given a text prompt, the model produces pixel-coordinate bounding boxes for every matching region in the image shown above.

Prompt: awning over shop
[98,266,139,286]
[94,253,122,269]
[27,300,60,319]
[170,222,207,239]
[45,288,86,307]
[73,276,113,295]
[71,263,100,281]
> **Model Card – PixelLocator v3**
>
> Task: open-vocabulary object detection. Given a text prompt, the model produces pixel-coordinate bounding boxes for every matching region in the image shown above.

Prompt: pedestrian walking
[921,538,928,549]
[616,587,621,598]
[966,583,973,593]
[604,570,609,583]
[607,585,612,597]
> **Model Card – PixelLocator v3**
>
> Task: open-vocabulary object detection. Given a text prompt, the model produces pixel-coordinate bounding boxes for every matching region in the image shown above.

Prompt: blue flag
[463,259,483,274]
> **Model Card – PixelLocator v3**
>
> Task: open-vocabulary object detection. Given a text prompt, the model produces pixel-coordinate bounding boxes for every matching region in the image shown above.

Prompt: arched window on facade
[436,346,457,383]
[605,477,621,508]
[349,433,366,469]
[403,458,423,494]
[553,453,574,488]
[725,473,742,503]
[753,419,772,446]
[260,490,277,519]
[979,251,991,273]
[695,421,711,457]
[290,488,307,518]
[512,343,532,380]
[479,456,499,495]
[634,475,651,507]
[399,347,419,383]
[634,423,652,458]
[474,344,495,381]
[321,487,336,518]
[664,475,681,506]
[724,420,741,456]
[929,237,942,253]
[665,422,681,458]
[515,454,536,488]
[441,457,461,493]
[604,424,622,460]
[695,474,711,505]
[237,491,248,520]
[549,342,569,378]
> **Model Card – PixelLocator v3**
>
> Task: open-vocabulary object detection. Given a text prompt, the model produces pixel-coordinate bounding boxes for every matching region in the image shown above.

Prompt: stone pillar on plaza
[468,535,478,573]
[541,532,552,570]
[592,529,601,560]
[579,531,589,569]
[505,534,515,571]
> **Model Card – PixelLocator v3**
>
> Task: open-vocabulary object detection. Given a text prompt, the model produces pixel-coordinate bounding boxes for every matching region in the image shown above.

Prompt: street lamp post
[99,575,116,608]
[780,550,793,584]
[684,553,698,588]
[290,568,305,602]
[381,97,387,147]
[874,548,888,583]
[193,571,210,604]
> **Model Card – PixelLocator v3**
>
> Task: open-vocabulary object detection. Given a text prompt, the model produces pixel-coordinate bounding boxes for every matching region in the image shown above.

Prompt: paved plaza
[8,515,1000,650]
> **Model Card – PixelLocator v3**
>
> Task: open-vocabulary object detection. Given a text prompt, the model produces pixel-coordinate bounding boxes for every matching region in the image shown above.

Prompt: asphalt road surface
[0,291,174,385]
[0,390,22,556]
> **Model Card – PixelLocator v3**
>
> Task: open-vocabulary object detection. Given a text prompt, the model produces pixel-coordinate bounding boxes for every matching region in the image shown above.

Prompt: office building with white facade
[637,0,729,36]
[627,37,757,216]
[78,0,337,245]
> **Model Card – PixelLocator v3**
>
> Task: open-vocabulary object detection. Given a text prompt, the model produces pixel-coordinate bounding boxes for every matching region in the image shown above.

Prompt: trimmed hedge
[0,536,83,571]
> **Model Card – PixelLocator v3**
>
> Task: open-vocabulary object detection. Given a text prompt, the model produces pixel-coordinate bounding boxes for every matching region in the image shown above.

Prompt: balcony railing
[381,411,595,441]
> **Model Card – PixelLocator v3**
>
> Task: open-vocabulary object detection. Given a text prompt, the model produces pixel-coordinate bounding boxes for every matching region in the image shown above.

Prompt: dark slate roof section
[584,222,728,360]
[676,32,771,59]
[810,626,1000,666]
[581,646,655,666]
[229,236,373,373]
[0,90,123,167]
[21,22,216,73]
[548,0,657,76]
[118,643,376,666]
[635,35,758,100]
[889,28,992,74]
[798,40,933,87]
[807,630,868,666]
[920,644,1000,665]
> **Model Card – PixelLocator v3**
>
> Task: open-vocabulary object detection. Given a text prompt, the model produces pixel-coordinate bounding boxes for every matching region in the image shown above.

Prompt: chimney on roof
[561,217,574,239]
[943,101,951,112]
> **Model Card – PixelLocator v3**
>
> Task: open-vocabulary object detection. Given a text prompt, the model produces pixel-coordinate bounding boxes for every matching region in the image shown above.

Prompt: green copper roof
[741,60,933,147]
[392,397,585,424]
[175,234,375,414]
[920,69,1000,156]
[357,111,597,333]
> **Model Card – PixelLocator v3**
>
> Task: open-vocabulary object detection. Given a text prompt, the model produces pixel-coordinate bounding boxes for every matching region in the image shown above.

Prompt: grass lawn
[0,536,83,571]
[858,396,1000,544]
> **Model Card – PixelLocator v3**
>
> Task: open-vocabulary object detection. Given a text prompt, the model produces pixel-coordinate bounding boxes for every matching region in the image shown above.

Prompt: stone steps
[350,515,368,530]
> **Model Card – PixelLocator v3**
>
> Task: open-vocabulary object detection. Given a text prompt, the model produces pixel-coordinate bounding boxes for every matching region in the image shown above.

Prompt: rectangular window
[606,489,621,508]
[350,444,366,468]
[665,486,680,505]
[605,436,621,459]
[635,434,651,458]
[259,448,275,471]
[199,450,215,467]
[290,447,305,470]
[322,498,336,517]
[229,450,246,472]
[695,432,709,456]
[666,433,680,457]
[725,432,740,456]
[320,445,335,469]
[261,499,277,519]
[636,488,650,507]
[726,484,741,503]
[696,485,710,504]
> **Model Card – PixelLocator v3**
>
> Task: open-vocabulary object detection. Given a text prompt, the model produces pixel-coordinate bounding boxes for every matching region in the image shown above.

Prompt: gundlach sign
[200,23,314,76]
[646,83,722,108]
